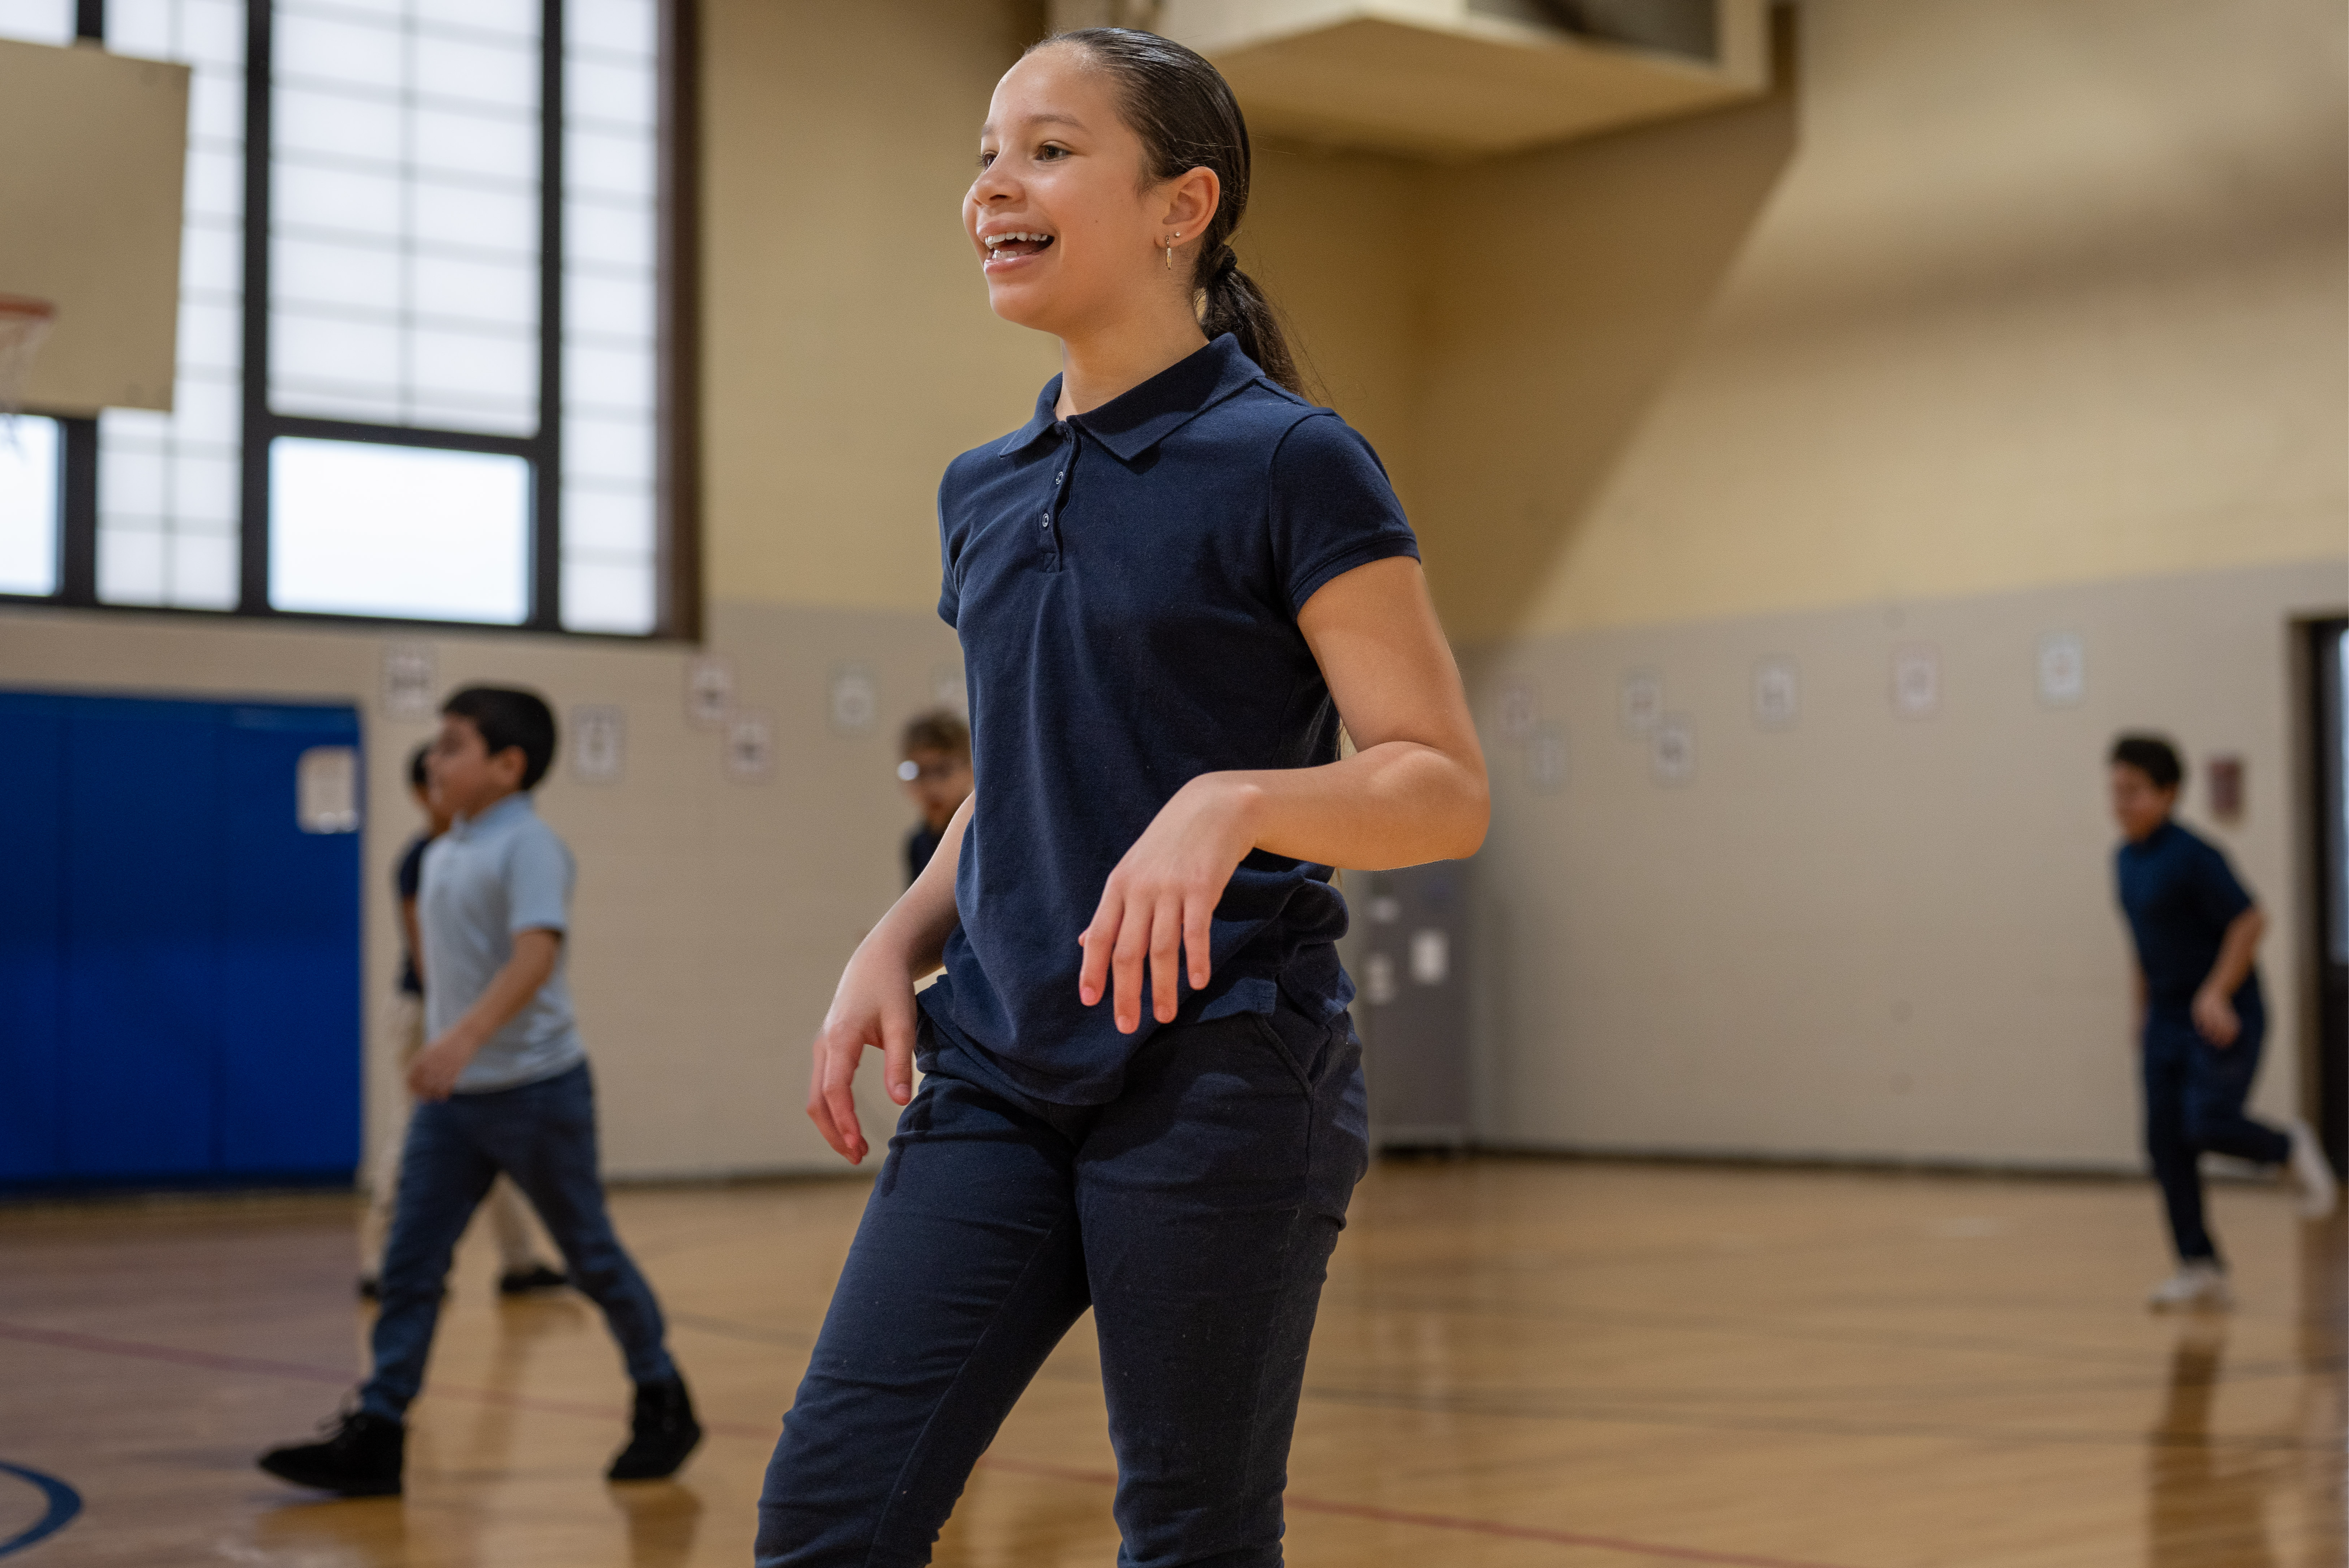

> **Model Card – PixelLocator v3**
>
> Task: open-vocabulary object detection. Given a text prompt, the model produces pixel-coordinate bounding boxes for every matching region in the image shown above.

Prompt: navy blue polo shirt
[918,334,1419,1105]
[2115,818,2259,1014]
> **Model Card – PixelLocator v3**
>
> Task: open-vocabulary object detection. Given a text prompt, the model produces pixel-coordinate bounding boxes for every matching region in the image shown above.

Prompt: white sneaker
[2284,1118,2340,1220]
[2147,1260,2232,1311]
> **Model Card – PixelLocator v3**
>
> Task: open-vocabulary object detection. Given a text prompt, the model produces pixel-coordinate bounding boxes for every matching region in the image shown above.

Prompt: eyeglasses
[898,758,962,783]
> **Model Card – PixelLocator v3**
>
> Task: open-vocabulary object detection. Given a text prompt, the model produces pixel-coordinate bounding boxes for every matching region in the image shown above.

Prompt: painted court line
[0,1461,83,1558]
[0,1317,1865,1568]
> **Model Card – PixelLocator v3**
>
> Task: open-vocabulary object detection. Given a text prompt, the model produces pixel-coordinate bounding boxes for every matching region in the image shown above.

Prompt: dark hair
[2111,733,2184,791]
[407,742,432,793]
[1039,27,1303,395]
[443,686,558,791]
[901,708,971,761]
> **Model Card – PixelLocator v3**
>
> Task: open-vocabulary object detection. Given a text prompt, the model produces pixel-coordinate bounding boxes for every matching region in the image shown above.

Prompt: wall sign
[1892,645,1940,719]
[381,643,435,719]
[1526,722,1567,793]
[1497,680,1538,743]
[931,662,969,716]
[727,710,776,781]
[1620,669,1663,734]
[685,656,734,728]
[1651,714,1695,785]
[828,662,877,736]
[296,746,360,832]
[571,705,625,784]
[1752,658,1799,730]
[2036,633,2085,708]
[1409,928,1450,986]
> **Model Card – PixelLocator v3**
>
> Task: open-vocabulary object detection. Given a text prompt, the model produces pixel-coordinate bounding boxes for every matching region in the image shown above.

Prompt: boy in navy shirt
[896,709,972,886]
[2110,734,2336,1311]
[261,687,698,1494]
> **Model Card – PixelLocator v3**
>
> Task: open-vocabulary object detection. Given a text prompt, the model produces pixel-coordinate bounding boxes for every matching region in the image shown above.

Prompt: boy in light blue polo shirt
[259,686,698,1496]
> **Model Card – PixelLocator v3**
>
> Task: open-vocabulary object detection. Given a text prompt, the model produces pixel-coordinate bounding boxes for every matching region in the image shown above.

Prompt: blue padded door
[0,694,67,1181]
[217,704,363,1176]
[63,698,223,1178]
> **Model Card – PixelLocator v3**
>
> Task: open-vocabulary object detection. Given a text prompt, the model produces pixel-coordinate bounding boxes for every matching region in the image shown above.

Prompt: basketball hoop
[0,295,57,446]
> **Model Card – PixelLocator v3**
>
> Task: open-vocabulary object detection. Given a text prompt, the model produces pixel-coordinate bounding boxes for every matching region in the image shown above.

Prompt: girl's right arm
[807,790,973,1164]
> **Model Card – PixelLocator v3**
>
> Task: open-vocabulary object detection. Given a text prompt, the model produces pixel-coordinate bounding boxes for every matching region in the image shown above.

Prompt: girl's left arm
[1078,555,1489,1033]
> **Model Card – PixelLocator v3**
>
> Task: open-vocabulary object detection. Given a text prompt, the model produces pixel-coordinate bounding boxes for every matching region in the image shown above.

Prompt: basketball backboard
[0,37,189,415]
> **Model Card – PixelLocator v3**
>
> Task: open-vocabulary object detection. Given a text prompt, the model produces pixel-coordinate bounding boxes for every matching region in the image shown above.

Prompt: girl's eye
[1036,142,1067,161]
[977,150,996,170]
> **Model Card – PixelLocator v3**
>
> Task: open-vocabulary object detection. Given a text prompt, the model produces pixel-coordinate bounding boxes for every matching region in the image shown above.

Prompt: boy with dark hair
[360,742,565,1300]
[2109,732,2336,1311]
[261,687,698,1494]
[897,708,973,886]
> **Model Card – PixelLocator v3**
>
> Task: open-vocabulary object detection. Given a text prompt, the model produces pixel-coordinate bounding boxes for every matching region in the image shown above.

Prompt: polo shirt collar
[452,791,535,840]
[996,335,1263,463]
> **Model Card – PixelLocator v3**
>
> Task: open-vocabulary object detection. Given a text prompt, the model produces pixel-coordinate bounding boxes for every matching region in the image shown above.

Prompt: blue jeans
[360,1062,676,1420]
[756,1008,1370,1568]
[2142,995,2290,1265]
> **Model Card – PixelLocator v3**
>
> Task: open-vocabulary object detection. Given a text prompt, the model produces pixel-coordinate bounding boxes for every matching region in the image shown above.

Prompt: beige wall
[698,0,1057,613]
[1413,0,2344,638]
[1425,0,2348,1165]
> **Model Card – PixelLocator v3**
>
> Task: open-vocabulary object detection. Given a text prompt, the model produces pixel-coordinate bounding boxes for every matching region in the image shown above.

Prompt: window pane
[102,0,244,612]
[270,438,530,623]
[270,0,543,437]
[0,417,59,595]
[562,0,658,635]
[0,0,73,45]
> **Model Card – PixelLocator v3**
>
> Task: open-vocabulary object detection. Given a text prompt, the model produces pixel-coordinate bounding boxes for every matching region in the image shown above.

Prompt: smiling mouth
[984,231,1055,262]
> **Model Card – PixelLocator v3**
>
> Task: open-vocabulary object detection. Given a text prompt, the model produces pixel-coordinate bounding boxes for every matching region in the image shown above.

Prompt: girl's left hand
[1079,774,1262,1033]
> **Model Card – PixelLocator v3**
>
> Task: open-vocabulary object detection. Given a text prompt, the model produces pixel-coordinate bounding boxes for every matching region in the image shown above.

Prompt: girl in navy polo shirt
[758,29,1489,1567]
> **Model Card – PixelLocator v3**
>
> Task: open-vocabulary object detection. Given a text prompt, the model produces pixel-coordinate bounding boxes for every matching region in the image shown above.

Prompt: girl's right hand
[807,936,921,1164]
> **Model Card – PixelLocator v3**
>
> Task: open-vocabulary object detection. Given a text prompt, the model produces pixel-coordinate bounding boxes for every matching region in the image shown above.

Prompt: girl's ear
[1163,164,1222,239]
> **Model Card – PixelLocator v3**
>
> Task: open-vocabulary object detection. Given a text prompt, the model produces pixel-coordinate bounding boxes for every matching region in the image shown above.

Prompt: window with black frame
[0,0,679,635]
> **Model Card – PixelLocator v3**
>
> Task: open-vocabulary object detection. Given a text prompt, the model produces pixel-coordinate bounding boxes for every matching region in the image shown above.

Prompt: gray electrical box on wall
[1351,862,1472,1149]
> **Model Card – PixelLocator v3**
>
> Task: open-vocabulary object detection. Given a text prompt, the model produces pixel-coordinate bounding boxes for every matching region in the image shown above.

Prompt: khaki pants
[363,992,547,1277]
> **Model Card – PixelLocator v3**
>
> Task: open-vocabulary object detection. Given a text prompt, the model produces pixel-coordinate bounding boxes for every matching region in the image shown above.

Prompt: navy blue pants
[756,1009,1369,1568]
[2142,999,2290,1265]
[360,1062,676,1420]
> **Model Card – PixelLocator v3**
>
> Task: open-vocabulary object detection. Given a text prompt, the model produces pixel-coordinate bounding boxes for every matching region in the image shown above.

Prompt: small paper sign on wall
[571,705,625,784]
[1497,681,1538,744]
[296,746,360,832]
[828,663,877,736]
[1892,645,1941,719]
[1526,723,1566,794]
[1651,714,1695,785]
[727,710,776,782]
[382,644,436,719]
[2036,633,2085,707]
[1753,658,1800,730]
[1620,669,1663,734]
[685,656,734,728]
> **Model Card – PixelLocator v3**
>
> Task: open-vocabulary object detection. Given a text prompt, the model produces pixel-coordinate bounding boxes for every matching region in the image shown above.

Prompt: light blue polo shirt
[418,792,586,1093]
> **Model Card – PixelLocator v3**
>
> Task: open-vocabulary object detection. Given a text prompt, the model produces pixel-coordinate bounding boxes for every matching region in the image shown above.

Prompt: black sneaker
[258,1408,404,1496]
[607,1375,701,1481]
[497,1263,570,1296]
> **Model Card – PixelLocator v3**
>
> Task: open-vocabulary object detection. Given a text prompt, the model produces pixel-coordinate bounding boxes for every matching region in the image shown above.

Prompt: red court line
[0,1318,1864,1568]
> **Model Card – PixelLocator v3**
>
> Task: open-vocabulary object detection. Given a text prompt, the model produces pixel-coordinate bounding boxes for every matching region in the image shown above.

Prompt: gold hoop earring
[1166,231,1179,270]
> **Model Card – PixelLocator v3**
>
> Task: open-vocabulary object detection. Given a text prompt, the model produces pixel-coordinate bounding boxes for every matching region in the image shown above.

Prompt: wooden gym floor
[0,1158,2340,1567]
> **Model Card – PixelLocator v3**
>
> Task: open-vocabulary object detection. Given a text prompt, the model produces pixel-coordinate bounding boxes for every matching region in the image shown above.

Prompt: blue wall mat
[64,699,224,1178]
[217,704,363,1176]
[0,690,365,1188]
[0,694,67,1182]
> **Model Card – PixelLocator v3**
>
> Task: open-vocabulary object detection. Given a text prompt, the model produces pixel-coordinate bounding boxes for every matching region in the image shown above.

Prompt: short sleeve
[936,466,964,629]
[1267,412,1419,618]
[505,826,573,936]
[2194,841,2254,925]
[395,836,427,901]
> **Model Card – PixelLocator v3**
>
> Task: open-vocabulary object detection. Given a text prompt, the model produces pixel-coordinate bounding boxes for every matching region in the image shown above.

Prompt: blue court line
[0,1463,81,1558]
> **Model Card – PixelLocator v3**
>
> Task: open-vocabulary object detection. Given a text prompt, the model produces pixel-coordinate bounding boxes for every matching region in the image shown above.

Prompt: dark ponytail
[1038,27,1304,396]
